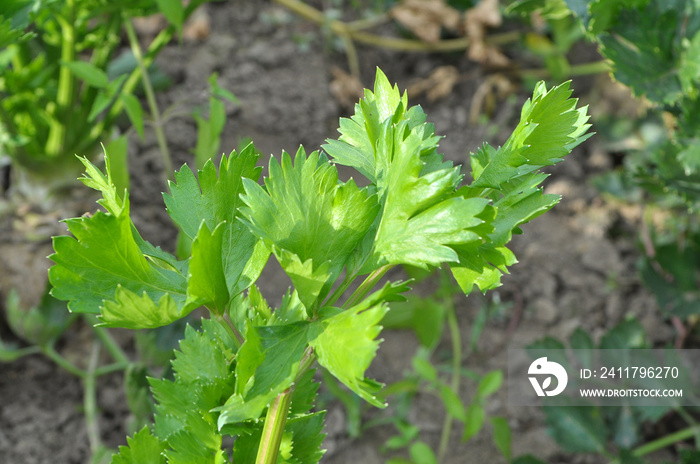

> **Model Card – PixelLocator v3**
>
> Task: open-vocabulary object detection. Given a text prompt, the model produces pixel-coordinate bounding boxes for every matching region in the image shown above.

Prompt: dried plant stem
[273,0,521,53]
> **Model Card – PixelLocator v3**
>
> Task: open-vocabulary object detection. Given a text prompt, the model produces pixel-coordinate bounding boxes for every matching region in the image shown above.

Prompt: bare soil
[0,1,673,463]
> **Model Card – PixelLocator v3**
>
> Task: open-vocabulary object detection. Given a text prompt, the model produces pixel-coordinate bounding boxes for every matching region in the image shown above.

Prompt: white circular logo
[528,357,568,396]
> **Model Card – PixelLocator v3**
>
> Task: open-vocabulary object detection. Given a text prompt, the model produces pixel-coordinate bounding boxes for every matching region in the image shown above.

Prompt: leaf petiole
[343,264,393,309]
[323,271,356,308]
[216,313,243,349]
[256,387,295,464]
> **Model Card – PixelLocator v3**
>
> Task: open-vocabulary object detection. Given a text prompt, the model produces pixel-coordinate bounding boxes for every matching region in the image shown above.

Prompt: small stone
[532,298,558,324]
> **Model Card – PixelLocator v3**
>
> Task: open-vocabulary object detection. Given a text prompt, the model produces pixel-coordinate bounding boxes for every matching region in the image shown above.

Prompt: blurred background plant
[525,320,700,464]
[381,271,510,464]
[0,0,216,203]
[510,0,700,461]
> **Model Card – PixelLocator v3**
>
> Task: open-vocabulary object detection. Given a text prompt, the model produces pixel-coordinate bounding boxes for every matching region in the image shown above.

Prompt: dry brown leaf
[183,7,211,42]
[468,42,510,66]
[464,0,509,66]
[408,66,460,101]
[132,15,168,39]
[391,0,461,43]
[329,67,364,110]
[469,73,515,123]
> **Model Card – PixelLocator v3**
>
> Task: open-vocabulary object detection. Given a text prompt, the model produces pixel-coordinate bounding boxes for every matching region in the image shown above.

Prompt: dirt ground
[0,1,676,463]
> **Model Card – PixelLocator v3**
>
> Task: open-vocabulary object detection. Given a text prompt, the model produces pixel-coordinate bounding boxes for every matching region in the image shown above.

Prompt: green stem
[46,0,76,158]
[123,17,174,181]
[255,387,295,464]
[297,347,316,378]
[608,426,700,464]
[84,341,102,455]
[80,25,175,155]
[94,361,131,377]
[77,13,123,137]
[89,319,130,365]
[254,347,316,464]
[631,426,699,457]
[438,301,461,461]
[675,407,700,448]
[43,344,86,378]
[217,313,243,349]
[2,345,42,361]
[343,265,392,309]
[324,272,356,308]
[518,60,610,80]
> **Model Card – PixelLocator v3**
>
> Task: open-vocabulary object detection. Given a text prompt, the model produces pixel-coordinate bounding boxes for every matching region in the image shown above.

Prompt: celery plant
[49,69,591,463]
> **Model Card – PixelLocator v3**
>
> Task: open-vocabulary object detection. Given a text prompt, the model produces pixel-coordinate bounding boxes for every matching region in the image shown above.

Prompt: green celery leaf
[290,369,320,416]
[451,81,590,294]
[274,246,332,310]
[611,405,640,449]
[218,322,311,427]
[240,147,378,307]
[284,411,327,464]
[272,289,309,325]
[450,170,559,294]
[171,325,231,384]
[449,243,516,295]
[368,125,493,269]
[111,426,166,464]
[309,302,388,407]
[363,280,412,306]
[149,323,234,461]
[599,318,648,349]
[49,153,192,328]
[410,442,438,464]
[164,145,269,298]
[165,412,227,464]
[324,69,496,272]
[322,68,408,183]
[488,172,562,246]
[187,222,229,314]
[240,322,311,399]
[76,153,127,216]
[469,81,591,189]
[49,197,189,326]
[100,287,183,329]
[381,291,446,349]
[151,323,234,433]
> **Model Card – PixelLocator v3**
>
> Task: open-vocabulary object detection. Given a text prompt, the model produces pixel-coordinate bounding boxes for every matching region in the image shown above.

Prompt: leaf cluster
[0,0,209,178]
[49,68,590,462]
